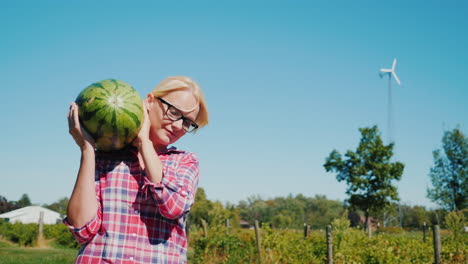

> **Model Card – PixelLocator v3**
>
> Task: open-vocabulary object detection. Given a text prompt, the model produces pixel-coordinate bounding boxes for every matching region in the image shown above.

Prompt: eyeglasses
[157,97,199,133]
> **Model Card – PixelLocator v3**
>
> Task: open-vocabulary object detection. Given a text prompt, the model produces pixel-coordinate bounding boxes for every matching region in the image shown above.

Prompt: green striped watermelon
[75,79,144,151]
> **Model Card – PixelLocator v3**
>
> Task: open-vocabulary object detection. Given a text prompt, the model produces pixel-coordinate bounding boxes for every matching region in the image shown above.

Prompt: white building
[0,206,62,225]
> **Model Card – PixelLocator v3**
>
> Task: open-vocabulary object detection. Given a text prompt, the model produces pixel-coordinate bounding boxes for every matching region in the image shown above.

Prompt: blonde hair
[151,76,209,129]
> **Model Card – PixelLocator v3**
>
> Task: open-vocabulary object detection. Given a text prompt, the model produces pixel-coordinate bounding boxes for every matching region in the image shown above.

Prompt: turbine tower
[380,58,401,143]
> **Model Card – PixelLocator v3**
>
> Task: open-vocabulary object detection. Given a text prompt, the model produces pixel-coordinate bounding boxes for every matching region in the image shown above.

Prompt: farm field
[0,220,466,264]
[0,240,77,264]
[187,225,467,264]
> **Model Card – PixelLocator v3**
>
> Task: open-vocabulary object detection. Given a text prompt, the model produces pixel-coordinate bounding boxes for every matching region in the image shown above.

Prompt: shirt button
[134,210,139,214]
[132,233,137,237]
[129,256,134,261]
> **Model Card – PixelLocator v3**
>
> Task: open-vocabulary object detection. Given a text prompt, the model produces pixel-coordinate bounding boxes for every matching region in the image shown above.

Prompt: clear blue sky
[1,1,467,209]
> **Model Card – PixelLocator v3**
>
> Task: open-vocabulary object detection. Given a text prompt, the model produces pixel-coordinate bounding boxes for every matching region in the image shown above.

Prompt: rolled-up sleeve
[63,208,102,244]
[63,166,103,245]
[143,152,199,219]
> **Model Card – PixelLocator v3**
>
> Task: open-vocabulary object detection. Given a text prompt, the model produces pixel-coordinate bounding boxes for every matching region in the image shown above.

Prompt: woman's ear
[145,94,155,111]
[146,93,155,102]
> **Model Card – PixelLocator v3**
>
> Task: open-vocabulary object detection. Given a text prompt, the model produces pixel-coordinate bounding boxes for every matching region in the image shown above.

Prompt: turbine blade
[380,68,392,72]
[392,71,401,85]
[392,58,397,70]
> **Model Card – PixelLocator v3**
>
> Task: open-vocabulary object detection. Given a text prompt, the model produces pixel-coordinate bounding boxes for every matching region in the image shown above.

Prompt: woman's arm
[133,101,164,184]
[133,101,199,219]
[66,102,99,227]
[142,152,200,219]
[136,138,164,184]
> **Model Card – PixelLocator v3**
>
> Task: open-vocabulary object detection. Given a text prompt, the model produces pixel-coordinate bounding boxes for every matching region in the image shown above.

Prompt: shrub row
[188,223,467,264]
[0,219,78,248]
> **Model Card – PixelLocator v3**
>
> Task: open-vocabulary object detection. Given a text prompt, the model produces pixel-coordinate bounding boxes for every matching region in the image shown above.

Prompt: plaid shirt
[64,147,199,264]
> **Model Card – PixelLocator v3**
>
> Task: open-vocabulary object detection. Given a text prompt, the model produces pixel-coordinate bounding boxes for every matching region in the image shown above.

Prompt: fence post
[254,220,262,263]
[303,223,308,239]
[367,218,372,238]
[433,224,441,264]
[422,222,426,243]
[326,225,333,264]
[38,211,44,246]
[201,219,208,237]
[225,218,230,234]
[185,217,190,241]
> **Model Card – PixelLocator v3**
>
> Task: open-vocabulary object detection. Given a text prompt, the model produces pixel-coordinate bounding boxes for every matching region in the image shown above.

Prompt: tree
[427,127,467,211]
[189,187,213,227]
[15,193,32,208]
[0,195,14,214]
[324,125,404,230]
[45,197,69,216]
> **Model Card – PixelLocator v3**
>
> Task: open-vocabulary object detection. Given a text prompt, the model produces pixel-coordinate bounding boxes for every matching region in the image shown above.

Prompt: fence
[197,219,446,264]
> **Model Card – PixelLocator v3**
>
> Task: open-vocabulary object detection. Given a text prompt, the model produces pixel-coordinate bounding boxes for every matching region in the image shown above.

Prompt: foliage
[238,194,343,230]
[331,210,350,249]
[444,209,467,256]
[189,188,212,228]
[189,188,240,230]
[427,127,468,211]
[44,197,69,217]
[261,224,323,263]
[43,224,80,249]
[15,194,32,208]
[188,221,467,264]
[0,220,79,249]
[189,224,257,264]
[324,125,404,228]
[0,195,15,214]
[0,222,38,246]
[0,194,32,214]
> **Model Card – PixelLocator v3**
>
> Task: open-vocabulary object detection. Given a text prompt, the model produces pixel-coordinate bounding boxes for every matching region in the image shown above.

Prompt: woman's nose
[172,119,184,131]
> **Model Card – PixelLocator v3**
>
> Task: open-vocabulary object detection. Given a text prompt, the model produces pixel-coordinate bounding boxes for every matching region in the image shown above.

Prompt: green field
[0,240,77,264]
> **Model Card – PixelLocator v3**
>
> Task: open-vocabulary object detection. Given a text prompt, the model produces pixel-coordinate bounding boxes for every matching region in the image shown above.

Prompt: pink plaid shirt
[64,147,199,264]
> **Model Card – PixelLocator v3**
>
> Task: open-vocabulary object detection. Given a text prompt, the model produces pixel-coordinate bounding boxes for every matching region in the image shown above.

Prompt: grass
[0,239,77,264]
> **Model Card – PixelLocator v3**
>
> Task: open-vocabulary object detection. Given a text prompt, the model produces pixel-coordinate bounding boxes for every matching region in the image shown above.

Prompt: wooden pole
[303,223,308,239]
[326,225,333,264]
[225,218,230,234]
[185,217,190,241]
[254,220,262,263]
[201,219,208,237]
[433,224,441,264]
[422,222,426,243]
[38,211,44,246]
[367,218,372,238]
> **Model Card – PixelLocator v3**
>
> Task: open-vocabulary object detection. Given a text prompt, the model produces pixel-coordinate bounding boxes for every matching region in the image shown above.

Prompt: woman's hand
[68,102,95,151]
[133,100,151,149]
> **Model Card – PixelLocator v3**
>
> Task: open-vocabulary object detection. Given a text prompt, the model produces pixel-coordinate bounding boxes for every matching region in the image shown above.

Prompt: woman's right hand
[68,102,95,151]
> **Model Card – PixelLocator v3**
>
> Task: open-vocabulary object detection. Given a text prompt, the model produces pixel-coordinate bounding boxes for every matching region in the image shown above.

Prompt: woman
[65,76,208,263]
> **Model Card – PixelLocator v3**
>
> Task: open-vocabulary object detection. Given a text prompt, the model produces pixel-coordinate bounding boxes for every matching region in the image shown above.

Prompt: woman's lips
[165,129,176,137]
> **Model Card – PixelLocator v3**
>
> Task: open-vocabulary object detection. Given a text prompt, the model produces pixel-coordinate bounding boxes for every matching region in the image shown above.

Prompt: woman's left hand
[133,100,151,149]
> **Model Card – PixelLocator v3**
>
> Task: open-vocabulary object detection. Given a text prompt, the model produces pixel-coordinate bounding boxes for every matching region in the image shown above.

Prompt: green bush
[43,224,79,249]
[188,223,467,264]
[0,220,79,249]
[190,224,257,264]
[0,222,38,246]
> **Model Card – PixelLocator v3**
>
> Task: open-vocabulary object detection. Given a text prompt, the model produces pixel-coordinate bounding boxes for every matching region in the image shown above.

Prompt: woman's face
[147,89,200,150]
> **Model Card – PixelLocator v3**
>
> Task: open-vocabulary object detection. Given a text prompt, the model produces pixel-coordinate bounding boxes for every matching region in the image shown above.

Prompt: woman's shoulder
[161,146,199,163]
[95,147,138,162]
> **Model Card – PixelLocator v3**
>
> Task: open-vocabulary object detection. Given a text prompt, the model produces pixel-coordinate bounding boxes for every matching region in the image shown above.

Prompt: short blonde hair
[151,76,209,129]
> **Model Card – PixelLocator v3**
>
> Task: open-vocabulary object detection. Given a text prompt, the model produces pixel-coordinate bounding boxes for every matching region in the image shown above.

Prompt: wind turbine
[380,58,401,143]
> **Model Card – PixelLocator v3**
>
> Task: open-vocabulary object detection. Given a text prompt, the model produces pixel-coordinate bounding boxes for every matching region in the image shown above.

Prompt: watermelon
[75,79,144,151]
